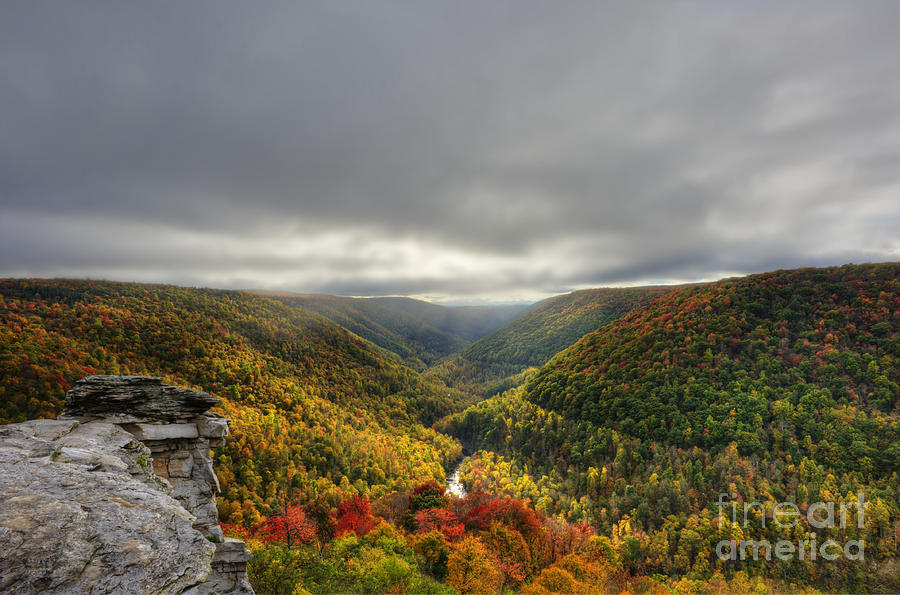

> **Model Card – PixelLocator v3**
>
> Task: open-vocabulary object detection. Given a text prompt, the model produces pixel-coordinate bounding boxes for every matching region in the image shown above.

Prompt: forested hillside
[0,277,731,594]
[528,263,899,464]
[371,297,528,343]
[3,265,899,592]
[440,263,900,591]
[256,292,467,369]
[433,287,672,396]
[0,279,471,527]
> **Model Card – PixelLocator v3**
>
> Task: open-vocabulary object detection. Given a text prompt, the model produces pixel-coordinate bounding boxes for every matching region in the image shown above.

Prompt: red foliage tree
[464,504,491,531]
[454,490,493,531]
[413,482,445,496]
[495,558,526,590]
[414,508,465,542]
[405,482,449,530]
[218,520,251,541]
[334,495,376,537]
[256,505,315,547]
[466,497,544,539]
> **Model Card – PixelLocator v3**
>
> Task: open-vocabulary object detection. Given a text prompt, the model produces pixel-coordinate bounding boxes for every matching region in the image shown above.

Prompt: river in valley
[445,458,468,498]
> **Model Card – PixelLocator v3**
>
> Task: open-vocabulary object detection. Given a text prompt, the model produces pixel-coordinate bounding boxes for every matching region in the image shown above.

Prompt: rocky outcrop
[62,375,221,423]
[192,538,254,595]
[0,376,254,594]
[0,419,215,593]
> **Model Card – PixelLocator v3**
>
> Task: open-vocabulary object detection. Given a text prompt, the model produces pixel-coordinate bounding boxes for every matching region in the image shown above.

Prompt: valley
[445,458,469,499]
[0,263,897,593]
[4,4,897,593]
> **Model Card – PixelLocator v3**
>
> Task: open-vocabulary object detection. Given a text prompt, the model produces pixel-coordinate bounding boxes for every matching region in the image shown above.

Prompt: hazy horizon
[4,259,897,306]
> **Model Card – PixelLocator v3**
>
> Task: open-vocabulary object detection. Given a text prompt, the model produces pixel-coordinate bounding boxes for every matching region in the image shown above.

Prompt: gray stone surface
[188,539,254,595]
[126,422,200,441]
[143,436,223,540]
[215,538,254,564]
[62,375,220,422]
[0,420,215,594]
[1,376,255,593]
[195,414,229,439]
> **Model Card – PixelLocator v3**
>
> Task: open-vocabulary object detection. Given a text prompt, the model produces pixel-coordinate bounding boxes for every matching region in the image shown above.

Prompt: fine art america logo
[715,493,865,561]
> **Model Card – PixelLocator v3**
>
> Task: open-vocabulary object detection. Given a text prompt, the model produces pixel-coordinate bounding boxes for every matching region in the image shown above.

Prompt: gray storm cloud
[1,1,897,302]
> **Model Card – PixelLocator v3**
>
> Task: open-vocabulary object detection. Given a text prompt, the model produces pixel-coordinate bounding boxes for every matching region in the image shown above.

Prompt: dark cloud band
[1,1,897,301]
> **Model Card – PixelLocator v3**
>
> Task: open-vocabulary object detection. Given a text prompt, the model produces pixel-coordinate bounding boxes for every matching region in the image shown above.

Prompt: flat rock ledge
[0,376,254,594]
[62,375,221,423]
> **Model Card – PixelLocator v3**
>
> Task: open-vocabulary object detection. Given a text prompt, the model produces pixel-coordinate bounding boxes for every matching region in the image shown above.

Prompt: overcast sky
[1,2,898,303]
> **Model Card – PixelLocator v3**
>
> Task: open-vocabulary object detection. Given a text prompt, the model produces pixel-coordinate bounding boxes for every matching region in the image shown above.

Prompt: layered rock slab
[62,375,220,423]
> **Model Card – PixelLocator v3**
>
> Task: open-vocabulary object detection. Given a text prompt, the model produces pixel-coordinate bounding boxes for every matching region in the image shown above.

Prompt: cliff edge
[0,376,254,594]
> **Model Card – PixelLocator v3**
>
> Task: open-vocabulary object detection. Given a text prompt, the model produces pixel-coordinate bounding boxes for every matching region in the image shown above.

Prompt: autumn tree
[414,508,465,542]
[256,505,315,547]
[304,497,336,551]
[446,536,502,594]
[334,495,376,537]
[480,522,529,589]
[410,530,451,581]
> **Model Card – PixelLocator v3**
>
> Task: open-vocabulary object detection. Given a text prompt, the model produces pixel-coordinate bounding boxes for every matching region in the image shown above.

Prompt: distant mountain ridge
[462,286,675,367]
[253,292,468,369]
[369,297,528,342]
[432,286,673,395]
[249,291,529,370]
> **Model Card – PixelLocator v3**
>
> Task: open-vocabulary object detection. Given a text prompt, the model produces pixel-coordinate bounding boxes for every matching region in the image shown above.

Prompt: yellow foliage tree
[446,536,502,594]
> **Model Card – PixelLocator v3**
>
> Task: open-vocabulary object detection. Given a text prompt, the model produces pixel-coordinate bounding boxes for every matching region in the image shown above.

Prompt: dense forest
[439,263,900,592]
[432,287,672,396]
[237,482,801,594]
[370,297,527,343]
[1,264,898,593]
[256,292,468,370]
[0,279,470,529]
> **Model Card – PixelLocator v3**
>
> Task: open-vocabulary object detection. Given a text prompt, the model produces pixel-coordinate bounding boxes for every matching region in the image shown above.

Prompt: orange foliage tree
[446,536,502,594]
